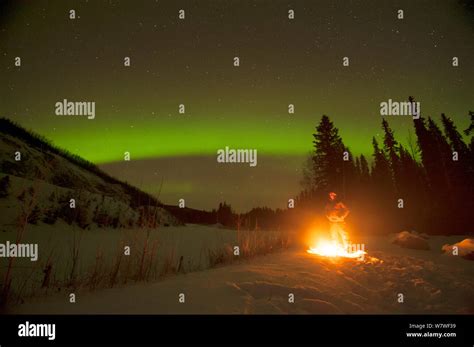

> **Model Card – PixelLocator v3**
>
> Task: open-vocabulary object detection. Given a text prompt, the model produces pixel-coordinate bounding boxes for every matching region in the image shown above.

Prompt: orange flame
[307,240,366,259]
[307,192,367,260]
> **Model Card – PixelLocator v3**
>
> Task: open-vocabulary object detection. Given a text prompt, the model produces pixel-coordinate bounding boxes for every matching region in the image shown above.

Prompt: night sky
[1,0,473,210]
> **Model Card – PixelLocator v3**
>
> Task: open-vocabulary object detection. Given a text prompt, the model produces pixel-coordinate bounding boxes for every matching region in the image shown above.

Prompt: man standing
[325,192,350,248]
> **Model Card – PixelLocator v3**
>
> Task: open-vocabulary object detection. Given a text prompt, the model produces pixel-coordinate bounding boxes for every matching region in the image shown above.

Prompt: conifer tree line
[299,105,474,235]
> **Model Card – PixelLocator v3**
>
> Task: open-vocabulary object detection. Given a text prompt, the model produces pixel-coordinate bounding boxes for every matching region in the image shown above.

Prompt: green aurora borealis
[1,0,473,210]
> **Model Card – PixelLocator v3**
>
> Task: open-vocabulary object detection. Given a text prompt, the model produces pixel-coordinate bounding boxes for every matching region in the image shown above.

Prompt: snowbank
[442,238,474,260]
[13,235,474,314]
[392,231,430,250]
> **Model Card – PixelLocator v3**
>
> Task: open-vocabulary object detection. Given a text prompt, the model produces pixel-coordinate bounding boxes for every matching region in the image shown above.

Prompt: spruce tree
[359,155,370,183]
[371,137,393,195]
[311,115,346,195]
[381,119,400,192]
[441,113,469,162]
[464,111,474,176]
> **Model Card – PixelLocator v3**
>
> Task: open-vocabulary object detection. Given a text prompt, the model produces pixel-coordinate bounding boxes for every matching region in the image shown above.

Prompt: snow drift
[442,238,474,260]
[392,231,430,250]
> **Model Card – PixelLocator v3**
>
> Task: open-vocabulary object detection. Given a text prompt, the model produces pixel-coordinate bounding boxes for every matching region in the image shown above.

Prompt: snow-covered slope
[0,118,180,228]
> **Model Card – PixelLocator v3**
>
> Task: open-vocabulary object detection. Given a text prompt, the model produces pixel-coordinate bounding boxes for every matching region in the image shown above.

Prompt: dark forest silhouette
[209,106,473,235]
[296,109,473,235]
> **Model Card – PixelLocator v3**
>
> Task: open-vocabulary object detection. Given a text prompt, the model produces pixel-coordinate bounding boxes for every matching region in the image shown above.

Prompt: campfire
[307,240,366,259]
[307,192,367,260]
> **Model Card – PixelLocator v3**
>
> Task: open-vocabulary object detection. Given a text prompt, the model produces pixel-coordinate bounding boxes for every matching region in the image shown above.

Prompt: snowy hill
[0,117,181,230]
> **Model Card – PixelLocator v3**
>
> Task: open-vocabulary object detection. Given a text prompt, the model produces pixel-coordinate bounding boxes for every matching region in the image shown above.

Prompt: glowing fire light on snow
[307,192,367,260]
[307,240,366,259]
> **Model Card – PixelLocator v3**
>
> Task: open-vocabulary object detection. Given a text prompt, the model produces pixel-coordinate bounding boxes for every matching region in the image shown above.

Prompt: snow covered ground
[11,234,474,314]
